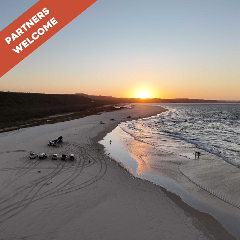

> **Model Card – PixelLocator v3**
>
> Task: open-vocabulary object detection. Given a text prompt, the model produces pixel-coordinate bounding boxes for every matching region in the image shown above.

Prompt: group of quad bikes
[29,136,75,161]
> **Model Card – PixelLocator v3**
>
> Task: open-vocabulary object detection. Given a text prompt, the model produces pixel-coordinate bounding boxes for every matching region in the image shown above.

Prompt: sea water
[120,103,240,166]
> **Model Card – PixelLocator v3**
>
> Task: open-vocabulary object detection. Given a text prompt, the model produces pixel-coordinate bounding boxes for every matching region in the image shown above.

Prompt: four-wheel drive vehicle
[39,153,47,159]
[52,154,58,160]
[69,154,75,161]
[48,139,58,146]
[30,152,38,159]
[61,154,67,161]
[48,136,63,146]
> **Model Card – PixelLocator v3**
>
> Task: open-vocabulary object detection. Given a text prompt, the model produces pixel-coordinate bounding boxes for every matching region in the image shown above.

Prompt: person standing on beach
[195,151,201,159]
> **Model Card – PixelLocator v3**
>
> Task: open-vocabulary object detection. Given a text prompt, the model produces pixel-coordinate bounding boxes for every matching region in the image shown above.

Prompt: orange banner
[0,0,97,78]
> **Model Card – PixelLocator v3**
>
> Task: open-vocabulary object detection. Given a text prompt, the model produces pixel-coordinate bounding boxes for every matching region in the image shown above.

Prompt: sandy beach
[0,104,235,240]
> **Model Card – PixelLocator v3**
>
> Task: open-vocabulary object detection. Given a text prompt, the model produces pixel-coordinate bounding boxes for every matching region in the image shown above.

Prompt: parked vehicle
[39,153,47,159]
[69,154,75,161]
[48,136,63,146]
[30,152,38,159]
[61,154,67,161]
[48,139,58,146]
[52,154,58,160]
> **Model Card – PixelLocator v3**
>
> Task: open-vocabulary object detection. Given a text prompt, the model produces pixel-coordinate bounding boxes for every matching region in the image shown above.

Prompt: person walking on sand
[195,151,201,159]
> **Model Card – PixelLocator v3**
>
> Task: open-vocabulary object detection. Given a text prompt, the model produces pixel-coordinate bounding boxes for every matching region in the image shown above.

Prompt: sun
[136,90,151,99]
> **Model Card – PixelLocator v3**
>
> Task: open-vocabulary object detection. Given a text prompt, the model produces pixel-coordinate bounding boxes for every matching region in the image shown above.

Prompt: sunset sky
[0,0,239,100]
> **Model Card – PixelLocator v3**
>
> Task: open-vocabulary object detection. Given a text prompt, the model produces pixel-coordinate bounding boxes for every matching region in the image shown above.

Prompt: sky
[0,0,239,100]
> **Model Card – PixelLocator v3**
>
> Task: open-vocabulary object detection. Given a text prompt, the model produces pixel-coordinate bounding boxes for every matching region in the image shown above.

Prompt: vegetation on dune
[0,92,104,129]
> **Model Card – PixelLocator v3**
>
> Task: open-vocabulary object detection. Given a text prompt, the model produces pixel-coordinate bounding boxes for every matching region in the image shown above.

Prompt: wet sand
[100,121,240,238]
[0,104,235,239]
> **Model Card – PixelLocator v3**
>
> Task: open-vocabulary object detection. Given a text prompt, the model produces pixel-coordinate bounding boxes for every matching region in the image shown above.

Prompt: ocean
[120,103,240,166]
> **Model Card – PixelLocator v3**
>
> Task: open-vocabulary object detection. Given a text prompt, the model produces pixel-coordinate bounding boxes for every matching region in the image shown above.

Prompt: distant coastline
[76,92,240,103]
[1,91,239,132]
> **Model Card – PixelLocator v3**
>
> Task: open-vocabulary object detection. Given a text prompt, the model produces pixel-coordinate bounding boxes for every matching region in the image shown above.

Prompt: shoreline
[0,104,235,239]
[100,126,238,239]
[94,106,236,239]
[99,112,240,238]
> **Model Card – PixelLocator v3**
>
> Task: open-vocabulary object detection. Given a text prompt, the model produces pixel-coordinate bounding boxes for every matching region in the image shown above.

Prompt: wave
[119,103,240,167]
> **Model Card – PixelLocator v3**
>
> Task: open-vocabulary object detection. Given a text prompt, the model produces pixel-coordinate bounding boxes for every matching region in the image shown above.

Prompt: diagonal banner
[0,0,97,78]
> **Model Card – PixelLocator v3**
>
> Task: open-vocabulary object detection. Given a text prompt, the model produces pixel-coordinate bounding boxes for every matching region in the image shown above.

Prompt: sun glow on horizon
[135,90,151,99]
